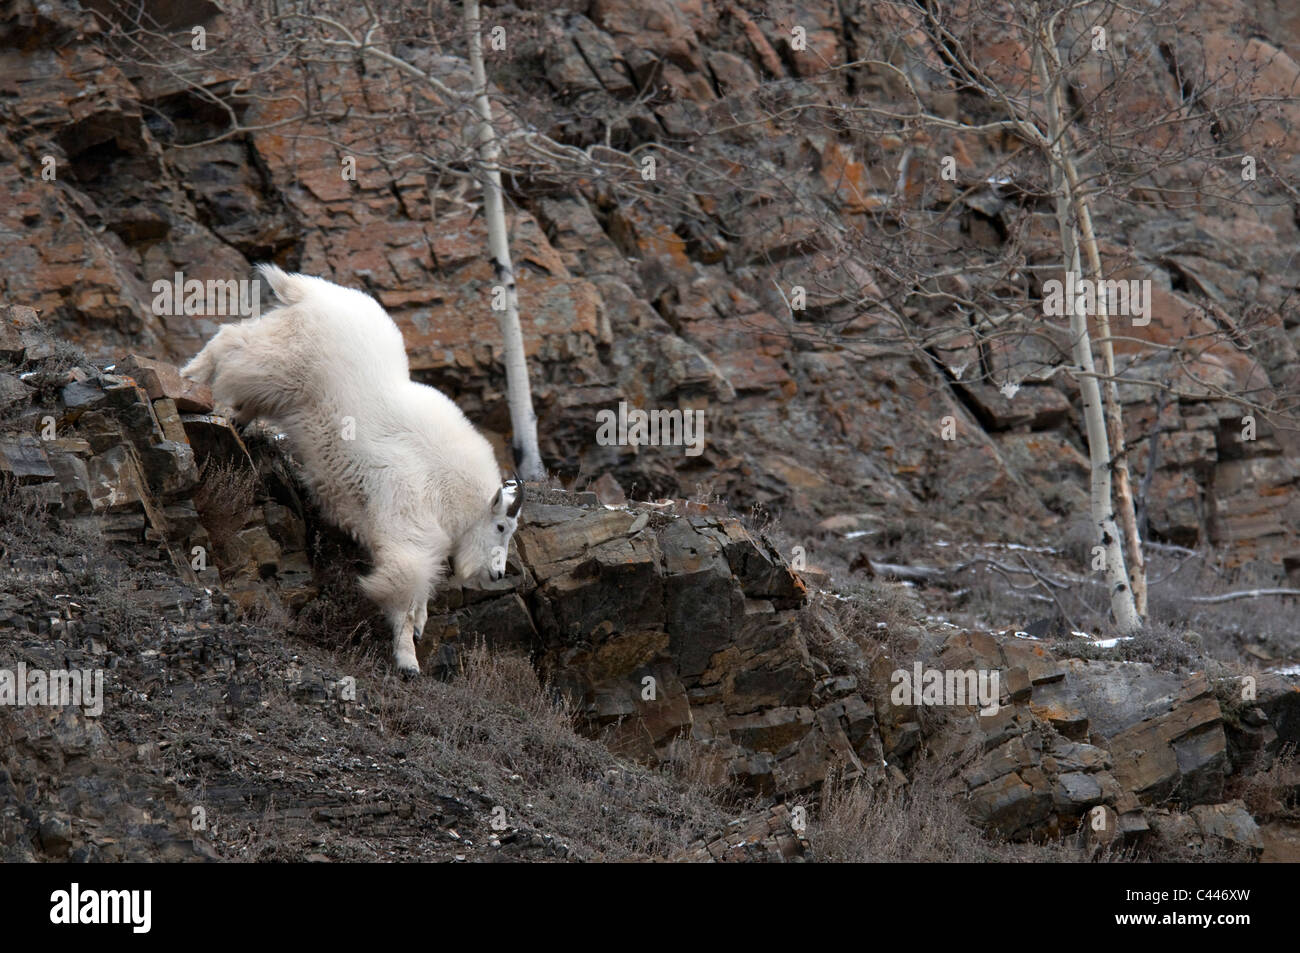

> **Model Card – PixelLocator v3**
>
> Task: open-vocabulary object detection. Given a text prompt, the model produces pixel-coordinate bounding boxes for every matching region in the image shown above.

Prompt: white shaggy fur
[181,264,522,677]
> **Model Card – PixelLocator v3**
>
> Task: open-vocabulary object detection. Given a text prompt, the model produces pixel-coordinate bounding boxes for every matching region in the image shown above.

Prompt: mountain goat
[181,264,523,677]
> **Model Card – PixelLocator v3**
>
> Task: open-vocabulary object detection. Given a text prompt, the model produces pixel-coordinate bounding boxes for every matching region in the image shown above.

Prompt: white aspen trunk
[464,0,544,479]
[1036,31,1141,634]
[1061,151,1148,617]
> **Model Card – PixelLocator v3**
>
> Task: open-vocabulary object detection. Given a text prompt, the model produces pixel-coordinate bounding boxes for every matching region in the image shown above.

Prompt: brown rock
[1260,821,1300,863]
[0,435,54,483]
[958,381,1072,431]
[1189,801,1262,854]
[1108,675,1226,806]
[967,770,1053,838]
[118,354,213,412]
[673,804,809,862]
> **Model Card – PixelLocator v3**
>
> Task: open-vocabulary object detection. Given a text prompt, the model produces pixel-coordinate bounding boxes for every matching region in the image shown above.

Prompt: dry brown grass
[803,581,926,677]
[1232,744,1299,822]
[1146,565,1299,665]
[0,474,48,543]
[660,736,747,805]
[367,644,736,859]
[808,753,1079,862]
[193,460,257,552]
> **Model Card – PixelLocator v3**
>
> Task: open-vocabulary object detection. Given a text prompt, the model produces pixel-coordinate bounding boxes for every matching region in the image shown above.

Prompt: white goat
[181,264,522,677]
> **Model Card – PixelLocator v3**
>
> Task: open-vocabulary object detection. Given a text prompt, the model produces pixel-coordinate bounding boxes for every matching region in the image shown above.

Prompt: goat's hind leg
[411,554,448,657]
[180,323,241,386]
[380,590,424,680]
[183,319,296,424]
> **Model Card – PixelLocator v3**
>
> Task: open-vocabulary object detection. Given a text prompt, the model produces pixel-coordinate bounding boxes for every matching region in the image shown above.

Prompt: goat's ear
[490,487,502,511]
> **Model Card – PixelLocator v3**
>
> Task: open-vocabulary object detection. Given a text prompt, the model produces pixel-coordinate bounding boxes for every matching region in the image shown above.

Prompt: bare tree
[1034,11,1139,631]
[463,0,542,478]
[835,1,1295,622]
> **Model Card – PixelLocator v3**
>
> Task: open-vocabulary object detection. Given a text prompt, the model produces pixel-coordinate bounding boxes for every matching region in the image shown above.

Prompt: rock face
[384,490,880,797]
[494,498,874,795]
[3,342,1297,861]
[672,804,810,862]
[3,0,1300,861]
[2,0,1298,587]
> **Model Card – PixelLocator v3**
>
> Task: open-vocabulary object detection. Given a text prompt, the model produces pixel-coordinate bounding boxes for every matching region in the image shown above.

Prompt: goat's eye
[497,524,506,533]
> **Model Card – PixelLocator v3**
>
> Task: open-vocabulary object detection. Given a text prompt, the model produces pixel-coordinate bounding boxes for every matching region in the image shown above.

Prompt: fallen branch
[867,560,945,582]
[865,556,1081,588]
[1143,540,1198,557]
[1185,588,1300,604]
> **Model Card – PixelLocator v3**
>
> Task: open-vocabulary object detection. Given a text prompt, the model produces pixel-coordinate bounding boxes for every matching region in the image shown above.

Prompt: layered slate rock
[9,0,1299,587]
[0,338,315,608]
[902,631,1270,843]
[1105,675,1228,806]
[5,341,1296,850]
[423,492,879,795]
[672,804,809,862]
[908,631,1131,841]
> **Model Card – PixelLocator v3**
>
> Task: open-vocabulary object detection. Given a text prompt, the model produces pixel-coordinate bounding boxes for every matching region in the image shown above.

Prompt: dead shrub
[1232,744,1299,821]
[193,460,258,552]
[809,753,1071,862]
[0,474,50,544]
[661,736,744,804]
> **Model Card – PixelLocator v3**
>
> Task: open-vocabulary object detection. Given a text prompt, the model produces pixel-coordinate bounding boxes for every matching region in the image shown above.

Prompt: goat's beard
[446,551,500,586]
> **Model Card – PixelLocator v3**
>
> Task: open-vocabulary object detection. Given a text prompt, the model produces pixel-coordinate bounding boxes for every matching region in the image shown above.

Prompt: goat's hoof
[396,660,420,680]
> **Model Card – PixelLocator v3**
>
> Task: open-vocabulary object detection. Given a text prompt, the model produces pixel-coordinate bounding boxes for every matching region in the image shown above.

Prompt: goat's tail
[256,263,310,305]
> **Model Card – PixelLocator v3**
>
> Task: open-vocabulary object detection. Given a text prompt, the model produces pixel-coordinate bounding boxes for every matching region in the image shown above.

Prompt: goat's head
[451,479,523,585]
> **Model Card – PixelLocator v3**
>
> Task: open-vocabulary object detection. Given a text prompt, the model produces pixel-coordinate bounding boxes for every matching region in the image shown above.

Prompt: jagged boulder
[424,491,880,795]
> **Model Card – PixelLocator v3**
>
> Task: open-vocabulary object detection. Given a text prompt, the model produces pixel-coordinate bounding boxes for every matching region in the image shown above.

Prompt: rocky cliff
[2,0,1299,861]
[3,0,1298,585]
[2,321,1297,860]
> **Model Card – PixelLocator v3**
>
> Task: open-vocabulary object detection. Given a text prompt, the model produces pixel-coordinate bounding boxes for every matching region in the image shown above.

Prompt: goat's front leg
[391,598,422,679]
[360,544,435,679]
